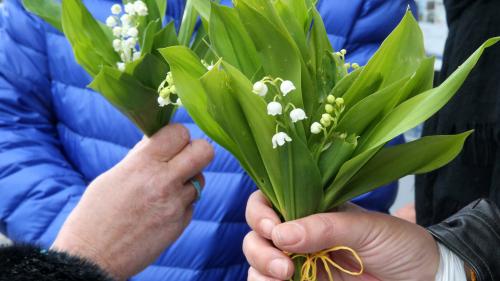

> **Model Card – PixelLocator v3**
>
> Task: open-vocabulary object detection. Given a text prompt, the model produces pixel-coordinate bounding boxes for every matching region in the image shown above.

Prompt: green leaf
[141,19,162,54]
[178,0,199,46]
[158,46,240,157]
[208,3,260,78]
[153,22,180,50]
[155,0,168,23]
[329,131,472,208]
[343,11,425,107]
[124,53,169,89]
[318,134,357,187]
[191,0,212,21]
[336,78,409,136]
[358,37,500,153]
[89,67,174,136]
[22,0,62,32]
[200,64,279,209]
[320,145,381,211]
[221,61,323,220]
[235,0,304,108]
[61,0,119,76]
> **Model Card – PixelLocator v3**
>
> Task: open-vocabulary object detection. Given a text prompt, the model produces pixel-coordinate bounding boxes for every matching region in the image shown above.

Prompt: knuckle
[193,140,215,163]
[312,213,336,243]
[172,124,191,145]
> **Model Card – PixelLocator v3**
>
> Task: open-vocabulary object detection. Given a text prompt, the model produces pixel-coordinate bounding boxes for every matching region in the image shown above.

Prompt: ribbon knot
[289,246,364,281]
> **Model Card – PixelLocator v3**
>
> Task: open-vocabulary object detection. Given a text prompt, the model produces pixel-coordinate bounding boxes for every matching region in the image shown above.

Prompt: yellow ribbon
[289,246,364,281]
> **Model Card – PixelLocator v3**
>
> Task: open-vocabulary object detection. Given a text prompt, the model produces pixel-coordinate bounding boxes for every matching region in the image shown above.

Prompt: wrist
[52,232,122,281]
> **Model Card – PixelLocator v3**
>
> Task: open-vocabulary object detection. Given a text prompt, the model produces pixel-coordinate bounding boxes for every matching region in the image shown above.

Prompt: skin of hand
[51,124,214,281]
[393,203,417,223]
[243,191,439,281]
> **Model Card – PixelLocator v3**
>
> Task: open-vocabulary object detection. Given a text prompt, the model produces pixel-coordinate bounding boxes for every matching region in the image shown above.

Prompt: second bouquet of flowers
[160,0,498,279]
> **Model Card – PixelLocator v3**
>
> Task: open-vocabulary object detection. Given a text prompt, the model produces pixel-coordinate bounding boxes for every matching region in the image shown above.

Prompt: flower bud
[340,49,347,55]
[335,98,344,107]
[325,104,334,113]
[280,80,296,96]
[327,95,336,104]
[157,96,170,107]
[166,72,174,85]
[320,117,331,127]
[352,63,360,69]
[310,122,323,134]
[290,108,307,123]
[267,101,283,116]
[252,81,268,97]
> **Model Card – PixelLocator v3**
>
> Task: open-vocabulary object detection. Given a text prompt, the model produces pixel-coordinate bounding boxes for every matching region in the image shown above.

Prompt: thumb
[271,211,376,254]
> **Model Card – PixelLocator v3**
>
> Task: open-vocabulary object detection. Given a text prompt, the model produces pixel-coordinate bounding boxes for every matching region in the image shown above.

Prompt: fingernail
[260,219,276,238]
[269,259,290,279]
[274,222,303,246]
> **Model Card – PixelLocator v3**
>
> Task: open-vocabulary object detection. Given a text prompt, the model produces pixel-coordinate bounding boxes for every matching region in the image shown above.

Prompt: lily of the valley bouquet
[158,0,499,280]
[23,0,216,136]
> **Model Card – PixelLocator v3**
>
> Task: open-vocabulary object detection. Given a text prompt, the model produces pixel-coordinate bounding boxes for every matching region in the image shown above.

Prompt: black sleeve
[428,199,500,281]
[0,244,114,281]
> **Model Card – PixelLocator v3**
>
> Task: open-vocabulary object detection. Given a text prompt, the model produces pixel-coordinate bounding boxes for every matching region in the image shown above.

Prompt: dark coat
[416,0,500,226]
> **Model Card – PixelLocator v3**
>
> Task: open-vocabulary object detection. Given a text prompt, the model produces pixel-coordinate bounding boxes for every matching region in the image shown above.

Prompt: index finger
[246,191,282,239]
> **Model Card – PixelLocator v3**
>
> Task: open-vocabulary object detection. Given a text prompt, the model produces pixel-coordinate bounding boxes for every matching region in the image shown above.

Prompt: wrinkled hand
[393,203,416,223]
[52,124,214,281]
[243,191,439,281]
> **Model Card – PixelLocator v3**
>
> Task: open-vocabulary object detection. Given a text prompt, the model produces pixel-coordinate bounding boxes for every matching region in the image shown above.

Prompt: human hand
[393,203,416,223]
[51,124,214,280]
[243,191,439,281]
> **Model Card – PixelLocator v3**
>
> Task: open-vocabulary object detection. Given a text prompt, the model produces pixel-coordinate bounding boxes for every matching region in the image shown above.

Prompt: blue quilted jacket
[0,0,414,280]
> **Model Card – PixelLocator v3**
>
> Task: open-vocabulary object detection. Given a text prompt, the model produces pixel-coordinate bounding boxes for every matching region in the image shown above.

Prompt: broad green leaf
[208,4,260,78]
[235,0,304,109]
[125,53,169,89]
[141,19,162,54]
[153,22,179,50]
[336,78,409,136]
[358,37,500,153]
[321,145,381,211]
[330,131,472,208]
[61,0,119,76]
[178,0,198,46]
[155,0,167,23]
[200,64,279,209]
[191,0,212,21]
[221,61,322,220]
[318,134,357,187]
[343,11,425,107]
[89,66,173,136]
[23,0,62,32]
[159,46,240,158]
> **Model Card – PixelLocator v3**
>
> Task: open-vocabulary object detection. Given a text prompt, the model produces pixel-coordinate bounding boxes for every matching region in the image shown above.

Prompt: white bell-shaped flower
[252,81,268,97]
[111,4,122,15]
[132,51,141,61]
[272,132,292,149]
[134,1,148,16]
[112,27,122,37]
[106,16,117,27]
[117,62,125,72]
[124,37,137,49]
[310,122,323,134]
[157,96,170,107]
[124,3,136,15]
[127,27,139,38]
[280,80,296,96]
[267,101,282,116]
[120,14,131,25]
[112,39,122,52]
[290,108,307,122]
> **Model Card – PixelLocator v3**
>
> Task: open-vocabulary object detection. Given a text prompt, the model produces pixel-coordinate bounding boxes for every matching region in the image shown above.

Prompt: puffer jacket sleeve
[0,0,87,247]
